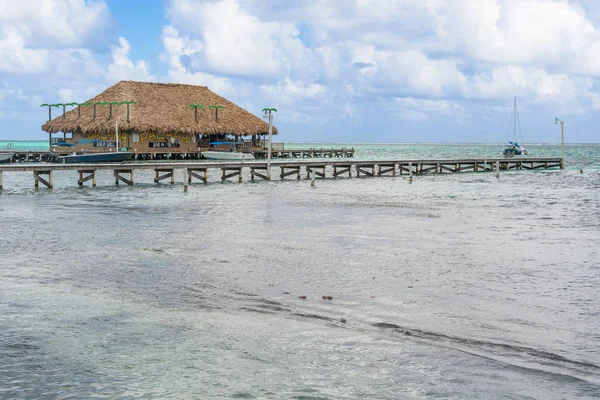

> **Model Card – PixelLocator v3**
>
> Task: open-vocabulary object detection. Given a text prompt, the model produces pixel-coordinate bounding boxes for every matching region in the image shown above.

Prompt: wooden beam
[333,165,352,177]
[154,168,174,183]
[221,168,242,182]
[33,170,53,189]
[306,166,326,178]
[377,164,396,176]
[188,168,208,183]
[77,169,96,186]
[280,166,301,179]
[114,169,134,186]
[439,164,456,173]
[250,167,268,181]
[357,165,375,177]
[420,165,437,174]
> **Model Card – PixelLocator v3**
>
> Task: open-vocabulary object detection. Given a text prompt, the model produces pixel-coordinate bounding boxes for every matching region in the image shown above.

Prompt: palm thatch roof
[41,81,277,136]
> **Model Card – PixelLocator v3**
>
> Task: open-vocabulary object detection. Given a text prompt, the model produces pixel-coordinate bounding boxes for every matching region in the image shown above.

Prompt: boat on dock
[0,152,14,163]
[201,142,255,160]
[502,97,530,158]
[52,151,133,164]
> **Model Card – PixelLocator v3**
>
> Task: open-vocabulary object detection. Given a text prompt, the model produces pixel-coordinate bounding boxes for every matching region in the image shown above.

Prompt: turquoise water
[3,140,599,172]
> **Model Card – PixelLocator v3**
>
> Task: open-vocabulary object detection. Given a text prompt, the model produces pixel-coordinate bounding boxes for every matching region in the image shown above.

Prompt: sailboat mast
[514,96,517,139]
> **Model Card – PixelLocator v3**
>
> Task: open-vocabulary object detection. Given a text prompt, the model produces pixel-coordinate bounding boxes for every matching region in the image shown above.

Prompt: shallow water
[1,144,599,399]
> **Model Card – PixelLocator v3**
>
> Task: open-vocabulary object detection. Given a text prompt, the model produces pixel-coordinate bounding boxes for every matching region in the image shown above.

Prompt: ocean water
[1,143,599,399]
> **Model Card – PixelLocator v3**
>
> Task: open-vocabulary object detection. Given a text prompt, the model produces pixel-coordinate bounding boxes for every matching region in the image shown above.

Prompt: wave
[372,322,600,386]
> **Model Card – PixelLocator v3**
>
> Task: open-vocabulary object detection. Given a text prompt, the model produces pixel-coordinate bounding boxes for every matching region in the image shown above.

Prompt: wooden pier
[0,157,563,190]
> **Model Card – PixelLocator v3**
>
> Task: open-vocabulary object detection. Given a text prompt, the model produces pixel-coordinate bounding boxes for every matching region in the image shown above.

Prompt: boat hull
[201,151,255,160]
[54,152,133,163]
[0,152,14,163]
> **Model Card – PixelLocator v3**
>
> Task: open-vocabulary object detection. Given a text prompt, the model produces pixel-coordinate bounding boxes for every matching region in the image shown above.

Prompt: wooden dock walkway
[0,157,563,190]
[0,158,564,190]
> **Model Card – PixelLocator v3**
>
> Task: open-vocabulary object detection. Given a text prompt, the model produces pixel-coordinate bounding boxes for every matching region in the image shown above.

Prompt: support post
[0,171,3,189]
[561,120,565,169]
[267,112,273,180]
[183,168,188,192]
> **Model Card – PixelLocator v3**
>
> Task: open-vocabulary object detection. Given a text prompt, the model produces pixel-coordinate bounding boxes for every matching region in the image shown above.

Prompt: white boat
[0,152,14,163]
[502,97,530,158]
[201,142,255,160]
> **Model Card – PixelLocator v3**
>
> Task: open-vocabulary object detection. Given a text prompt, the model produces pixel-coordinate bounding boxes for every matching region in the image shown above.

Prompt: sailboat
[502,97,530,158]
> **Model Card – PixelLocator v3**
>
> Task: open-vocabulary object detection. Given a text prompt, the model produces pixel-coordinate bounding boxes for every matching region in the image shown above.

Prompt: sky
[1,0,600,143]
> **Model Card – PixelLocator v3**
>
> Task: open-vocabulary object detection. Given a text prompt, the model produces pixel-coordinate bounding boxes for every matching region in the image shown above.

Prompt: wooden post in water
[183,168,188,192]
[0,171,3,189]
[496,161,500,178]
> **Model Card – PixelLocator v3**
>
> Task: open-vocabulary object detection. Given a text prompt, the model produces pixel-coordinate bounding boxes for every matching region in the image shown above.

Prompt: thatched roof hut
[41,81,277,136]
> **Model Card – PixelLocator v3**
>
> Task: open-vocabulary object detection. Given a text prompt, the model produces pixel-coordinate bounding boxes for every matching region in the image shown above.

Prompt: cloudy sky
[1,0,599,143]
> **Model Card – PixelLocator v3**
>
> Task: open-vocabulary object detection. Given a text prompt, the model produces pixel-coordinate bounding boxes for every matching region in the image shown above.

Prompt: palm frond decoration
[54,103,68,119]
[91,102,105,119]
[188,104,204,122]
[120,100,136,122]
[108,101,120,120]
[209,105,224,121]
[41,103,54,121]
[67,102,80,119]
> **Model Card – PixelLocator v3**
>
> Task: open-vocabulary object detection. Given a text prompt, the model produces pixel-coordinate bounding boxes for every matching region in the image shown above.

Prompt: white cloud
[161,26,235,95]
[106,37,154,82]
[260,78,326,104]
[0,0,110,73]
[434,0,595,66]
[166,0,309,78]
[0,0,111,46]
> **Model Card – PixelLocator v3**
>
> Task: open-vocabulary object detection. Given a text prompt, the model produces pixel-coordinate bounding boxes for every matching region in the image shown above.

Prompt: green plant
[40,103,59,121]
[80,102,93,119]
[67,102,80,119]
[120,100,136,122]
[188,104,204,122]
[108,101,120,120]
[53,103,68,119]
[93,102,108,119]
[209,105,224,122]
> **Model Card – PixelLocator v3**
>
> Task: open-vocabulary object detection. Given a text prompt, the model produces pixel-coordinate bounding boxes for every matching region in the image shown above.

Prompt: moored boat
[502,97,530,158]
[201,142,255,160]
[0,152,14,163]
[53,152,133,163]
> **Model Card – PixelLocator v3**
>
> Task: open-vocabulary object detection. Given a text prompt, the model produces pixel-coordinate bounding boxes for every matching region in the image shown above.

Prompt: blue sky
[1,0,600,143]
